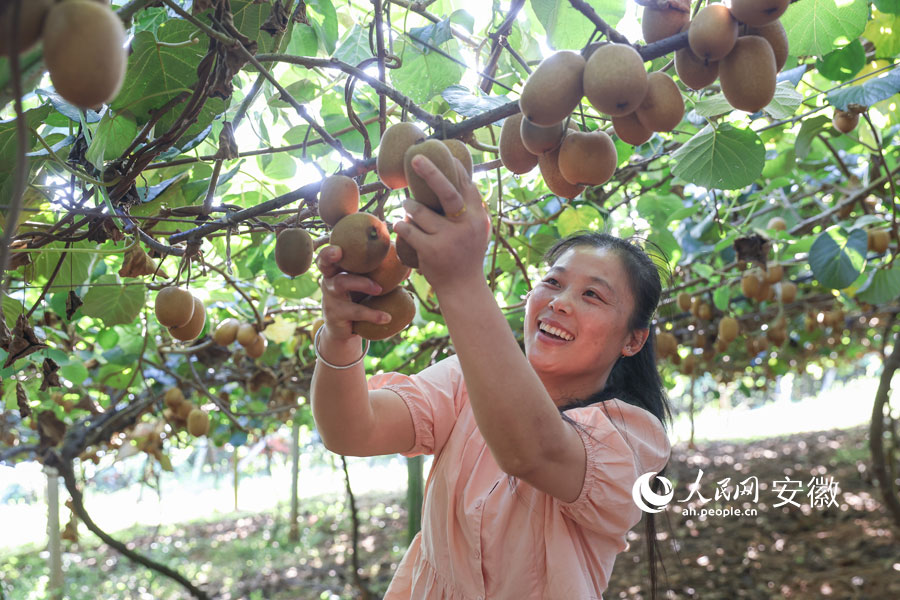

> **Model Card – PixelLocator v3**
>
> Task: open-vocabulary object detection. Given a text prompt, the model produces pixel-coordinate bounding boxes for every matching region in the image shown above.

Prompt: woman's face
[524,245,645,400]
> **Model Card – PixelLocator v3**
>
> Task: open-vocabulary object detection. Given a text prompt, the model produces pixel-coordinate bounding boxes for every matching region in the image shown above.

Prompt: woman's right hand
[317,245,391,342]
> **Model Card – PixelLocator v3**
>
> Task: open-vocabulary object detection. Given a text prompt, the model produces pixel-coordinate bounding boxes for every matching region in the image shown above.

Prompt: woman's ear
[622,328,650,357]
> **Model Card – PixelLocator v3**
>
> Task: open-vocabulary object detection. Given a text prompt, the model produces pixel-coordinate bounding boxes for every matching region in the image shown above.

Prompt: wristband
[314,326,369,370]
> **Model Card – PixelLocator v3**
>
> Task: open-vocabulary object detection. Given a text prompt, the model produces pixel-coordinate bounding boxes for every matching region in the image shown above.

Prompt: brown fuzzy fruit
[170,296,206,341]
[365,242,411,295]
[520,117,567,155]
[42,0,127,108]
[245,334,267,359]
[729,0,789,27]
[396,236,419,269]
[583,43,649,117]
[519,50,585,126]
[164,388,185,410]
[719,35,776,113]
[767,216,787,231]
[376,122,426,189]
[779,281,797,303]
[612,112,653,146]
[642,6,690,44]
[868,229,890,253]
[318,175,359,227]
[236,323,259,348]
[688,4,738,62]
[765,263,783,284]
[187,409,210,437]
[558,131,617,186]
[677,292,693,312]
[718,316,739,342]
[499,114,539,174]
[441,139,473,178]
[675,39,719,90]
[274,227,314,277]
[656,331,678,358]
[747,21,788,71]
[403,139,461,213]
[635,72,684,132]
[213,318,240,346]
[352,288,417,340]
[155,287,195,329]
[741,272,761,299]
[832,110,859,134]
[331,213,391,274]
[539,146,585,200]
[0,0,54,56]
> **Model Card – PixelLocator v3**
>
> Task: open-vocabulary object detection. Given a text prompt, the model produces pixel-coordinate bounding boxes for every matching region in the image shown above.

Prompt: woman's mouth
[538,320,574,342]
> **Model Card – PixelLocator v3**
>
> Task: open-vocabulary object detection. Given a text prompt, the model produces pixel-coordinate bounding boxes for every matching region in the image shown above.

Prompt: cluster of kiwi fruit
[213,318,267,358]
[668,1,790,114]
[162,387,210,437]
[155,287,207,341]
[740,262,796,304]
[0,0,127,109]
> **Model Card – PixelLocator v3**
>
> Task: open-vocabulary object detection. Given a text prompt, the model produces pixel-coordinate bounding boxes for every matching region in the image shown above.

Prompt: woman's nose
[548,292,573,313]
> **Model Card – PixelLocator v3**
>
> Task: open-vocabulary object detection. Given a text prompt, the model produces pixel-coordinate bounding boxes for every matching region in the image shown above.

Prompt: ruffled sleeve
[367,355,465,458]
[556,400,671,535]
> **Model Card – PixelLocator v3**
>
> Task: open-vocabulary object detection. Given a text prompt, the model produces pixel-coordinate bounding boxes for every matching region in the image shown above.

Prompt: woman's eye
[543,277,559,286]
[586,290,604,302]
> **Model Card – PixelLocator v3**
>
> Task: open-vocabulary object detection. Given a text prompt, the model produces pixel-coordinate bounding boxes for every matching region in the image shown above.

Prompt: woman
[311,155,672,599]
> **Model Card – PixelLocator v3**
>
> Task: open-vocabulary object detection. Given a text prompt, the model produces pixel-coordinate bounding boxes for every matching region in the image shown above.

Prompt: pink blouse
[368,354,671,600]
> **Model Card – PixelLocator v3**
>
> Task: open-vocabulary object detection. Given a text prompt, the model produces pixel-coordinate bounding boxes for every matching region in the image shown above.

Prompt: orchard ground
[1,373,895,599]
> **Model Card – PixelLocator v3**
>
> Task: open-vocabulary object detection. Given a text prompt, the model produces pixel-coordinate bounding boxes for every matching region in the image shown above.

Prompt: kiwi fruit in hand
[441,139,474,178]
[274,227,314,277]
[352,287,416,340]
[365,242,411,294]
[42,0,128,109]
[403,139,461,213]
[331,213,391,274]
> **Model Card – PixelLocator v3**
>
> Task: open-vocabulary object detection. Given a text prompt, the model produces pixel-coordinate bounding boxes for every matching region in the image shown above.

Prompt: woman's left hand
[393,155,492,294]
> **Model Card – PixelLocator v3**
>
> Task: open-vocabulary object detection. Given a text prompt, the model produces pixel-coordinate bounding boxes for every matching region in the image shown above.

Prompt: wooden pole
[44,466,63,600]
[289,419,301,543]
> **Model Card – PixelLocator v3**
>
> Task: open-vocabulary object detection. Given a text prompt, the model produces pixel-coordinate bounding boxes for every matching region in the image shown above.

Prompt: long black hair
[546,231,672,600]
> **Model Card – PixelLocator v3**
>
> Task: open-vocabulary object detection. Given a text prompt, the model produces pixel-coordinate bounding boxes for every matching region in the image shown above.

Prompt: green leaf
[59,363,89,386]
[260,153,297,180]
[864,9,900,57]
[780,0,868,56]
[81,275,146,327]
[32,242,94,289]
[96,328,120,350]
[874,0,900,13]
[692,94,733,117]
[1,294,24,328]
[856,264,900,304]
[287,24,319,57]
[713,285,732,312]
[808,228,867,289]
[795,115,830,159]
[556,205,603,237]
[530,0,624,50]
[85,112,139,169]
[0,105,52,205]
[815,40,866,82]
[450,9,476,33]
[309,0,339,55]
[441,85,511,117]
[390,41,464,105]
[156,97,227,150]
[230,0,281,52]
[647,227,681,267]
[637,194,683,228]
[827,66,900,110]
[333,24,374,66]
[271,273,318,300]
[671,124,765,190]
[765,81,803,120]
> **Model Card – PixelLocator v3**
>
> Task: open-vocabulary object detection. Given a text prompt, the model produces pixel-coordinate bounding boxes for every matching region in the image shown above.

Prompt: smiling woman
[310,157,673,599]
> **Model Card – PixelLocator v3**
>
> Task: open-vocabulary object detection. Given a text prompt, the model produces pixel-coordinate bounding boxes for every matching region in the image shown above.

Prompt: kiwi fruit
[688,4,738,62]
[170,296,206,341]
[365,242,411,294]
[539,145,585,200]
[499,114,539,174]
[520,117,567,155]
[675,35,719,90]
[318,175,359,226]
[740,272,760,299]
[767,216,787,231]
[719,35,776,113]
[635,72,684,132]
[833,110,859,134]
[0,0,54,56]
[583,43,649,117]
[310,318,325,339]
[868,229,890,253]
[441,139,473,178]
[676,292,692,312]
[558,131,617,186]
[729,0,788,27]
[246,334,267,359]
[765,263,783,284]
[718,316,739,342]
[187,409,210,437]
[519,50,585,126]
[274,227,314,277]
[155,287,195,329]
[352,287,416,340]
[778,281,797,303]
[403,139,461,213]
[642,6,690,44]
[213,318,240,346]
[175,400,195,421]
[747,21,788,71]
[697,302,712,321]
[236,323,259,348]
[164,388,185,410]
[656,331,677,358]
[396,236,419,269]
[612,111,653,146]
[331,212,391,273]
[376,122,426,189]
[42,0,127,109]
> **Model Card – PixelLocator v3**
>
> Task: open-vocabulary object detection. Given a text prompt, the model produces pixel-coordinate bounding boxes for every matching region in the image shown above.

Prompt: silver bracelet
[314,326,370,370]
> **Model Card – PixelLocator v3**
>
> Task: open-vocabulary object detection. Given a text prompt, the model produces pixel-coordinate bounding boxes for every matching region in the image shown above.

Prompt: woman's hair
[545,231,673,600]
